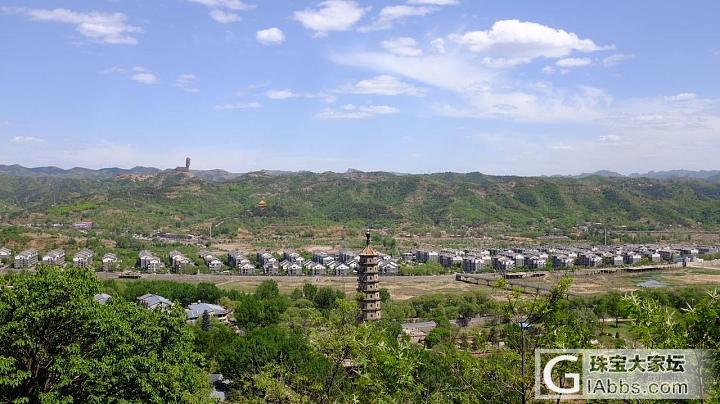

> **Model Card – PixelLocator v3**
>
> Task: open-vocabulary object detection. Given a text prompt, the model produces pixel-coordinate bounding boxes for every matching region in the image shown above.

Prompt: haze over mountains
[1,164,719,183]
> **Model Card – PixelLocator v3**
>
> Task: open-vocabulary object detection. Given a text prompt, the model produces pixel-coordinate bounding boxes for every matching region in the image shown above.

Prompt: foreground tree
[0,266,209,403]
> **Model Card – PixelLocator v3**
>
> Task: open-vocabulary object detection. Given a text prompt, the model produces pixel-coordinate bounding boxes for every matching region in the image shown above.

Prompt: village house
[14,249,38,268]
[138,250,163,272]
[102,253,118,272]
[263,261,279,275]
[379,260,399,275]
[94,293,111,304]
[228,250,249,268]
[339,250,357,264]
[462,256,484,273]
[679,247,699,257]
[552,254,575,269]
[623,252,642,265]
[401,252,415,262]
[206,256,224,272]
[642,251,662,263]
[137,294,173,310]
[73,249,94,269]
[438,250,463,268]
[169,250,193,272]
[334,262,350,276]
[401,320,437,344]
[283,250,300,261]
[312,251,335,266]
[415,249,439,263]
[186,302,229,322]
[492,256,515,271]
[42,249,65,265]
[0,247,12,263]
[578,253,602,267]
[287,263,303,276]
[525,255,547,270]
[239,263,256,276]
[309,263,327,276]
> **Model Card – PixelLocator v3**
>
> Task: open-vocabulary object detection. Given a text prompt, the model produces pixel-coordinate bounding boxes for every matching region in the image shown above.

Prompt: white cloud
[256,28,285,45]
[380,37,423,57]
[665,92,697,102]
[294,0,368,36]
[408,0,459,4]
[360,5,435,32]
[266,90,298,100]
[333,50,497,93]
[130,67,157,84]
[555,57,592,67]
[10,136,44,144]
[436,84,612,123]
[215,102,262,110]
[602,53,634,67]
[187,0,254,10]
[431,38,446,53]
[176,74,199,92]
[265,89,336,103]
[450,20,609,67]
[542,65,556,75]
[316,104,399,119]
[337,75,426,96]
[187,0,254,23]
[98,67,127,75]
[209,9,241,23]
[18,8,142,45]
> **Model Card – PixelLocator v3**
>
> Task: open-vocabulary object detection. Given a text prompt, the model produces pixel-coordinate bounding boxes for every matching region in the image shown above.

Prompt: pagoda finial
[365,230,371,247]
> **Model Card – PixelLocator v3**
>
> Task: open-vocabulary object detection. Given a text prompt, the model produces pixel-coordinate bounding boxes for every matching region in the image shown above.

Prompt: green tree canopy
[0,266,209,403]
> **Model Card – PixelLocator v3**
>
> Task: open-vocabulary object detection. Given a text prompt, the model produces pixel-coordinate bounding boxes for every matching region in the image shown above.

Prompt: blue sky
[1,0,718,175]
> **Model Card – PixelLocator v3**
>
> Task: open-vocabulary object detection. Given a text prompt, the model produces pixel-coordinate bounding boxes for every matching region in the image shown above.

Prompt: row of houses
[410,244,717,273]
[97,292,230,322]
[1,247,119,271]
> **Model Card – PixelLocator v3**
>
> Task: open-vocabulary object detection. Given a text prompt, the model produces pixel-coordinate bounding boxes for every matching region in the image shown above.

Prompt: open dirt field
[92,263,720,300]
[504,264,720,295]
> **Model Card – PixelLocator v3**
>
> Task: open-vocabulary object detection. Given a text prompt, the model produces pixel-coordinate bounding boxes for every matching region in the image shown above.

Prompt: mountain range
[2,167,720,238]
[1,164,719,183]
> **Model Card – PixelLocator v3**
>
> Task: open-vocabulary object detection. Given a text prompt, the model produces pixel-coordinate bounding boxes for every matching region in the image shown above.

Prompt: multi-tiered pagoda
[358,231,381,322]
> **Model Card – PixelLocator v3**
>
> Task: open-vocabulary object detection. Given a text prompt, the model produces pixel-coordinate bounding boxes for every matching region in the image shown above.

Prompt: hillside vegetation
[1,171,720,238]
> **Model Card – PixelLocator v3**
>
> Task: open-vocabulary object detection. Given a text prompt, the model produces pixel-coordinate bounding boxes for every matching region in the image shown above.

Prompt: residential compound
[5,243,716,277]
[407,244,718,273]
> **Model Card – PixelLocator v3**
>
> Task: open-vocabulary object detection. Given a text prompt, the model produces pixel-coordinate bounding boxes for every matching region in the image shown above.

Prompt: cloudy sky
[1,0,718,175]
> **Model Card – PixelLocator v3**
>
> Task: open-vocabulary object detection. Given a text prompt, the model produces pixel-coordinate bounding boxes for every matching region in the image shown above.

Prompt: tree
[202,310,211,331]
[0,266,209,403]
[256,279,280,300]
[425,327,453,348]
[379,288,391,303]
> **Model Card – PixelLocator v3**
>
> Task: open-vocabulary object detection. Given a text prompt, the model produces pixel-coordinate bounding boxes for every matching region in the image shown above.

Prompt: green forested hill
[1,170,720,236]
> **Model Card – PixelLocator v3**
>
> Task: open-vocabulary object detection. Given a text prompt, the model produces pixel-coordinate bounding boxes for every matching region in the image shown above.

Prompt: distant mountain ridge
[0,164,719,183]
[0,164,246,181]
[2,166,720,234]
